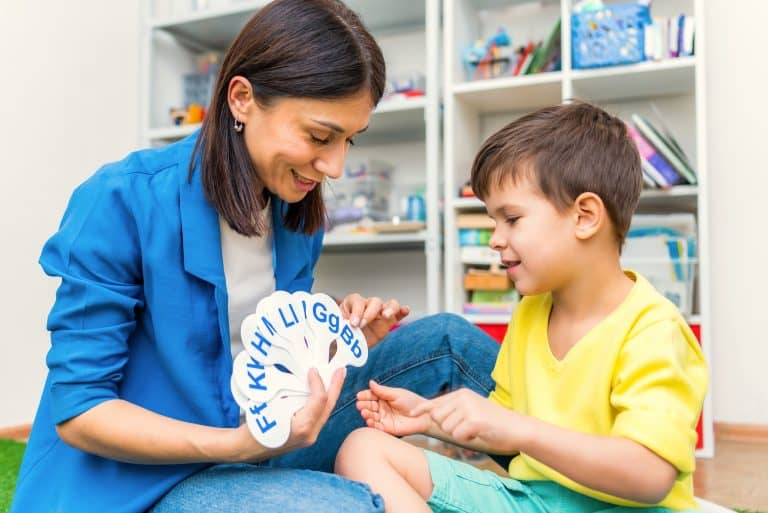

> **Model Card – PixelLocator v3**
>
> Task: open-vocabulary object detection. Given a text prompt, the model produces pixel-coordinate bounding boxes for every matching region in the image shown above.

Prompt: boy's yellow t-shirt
[489,270,708,510]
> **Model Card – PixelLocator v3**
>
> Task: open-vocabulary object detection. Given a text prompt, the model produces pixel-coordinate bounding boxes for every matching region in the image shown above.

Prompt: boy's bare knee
[335,427,384,476]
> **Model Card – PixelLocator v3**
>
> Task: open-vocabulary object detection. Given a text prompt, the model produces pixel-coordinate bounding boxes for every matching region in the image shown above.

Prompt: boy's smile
[484,176,577,296]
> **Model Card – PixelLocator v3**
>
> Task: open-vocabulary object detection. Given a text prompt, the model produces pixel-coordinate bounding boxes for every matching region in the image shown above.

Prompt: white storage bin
[623,257,697,316]
[624,213,697,315]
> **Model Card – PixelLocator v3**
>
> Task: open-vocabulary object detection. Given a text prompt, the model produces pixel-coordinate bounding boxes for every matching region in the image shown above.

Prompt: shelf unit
[442,0,713,456]
[140,0,442,318]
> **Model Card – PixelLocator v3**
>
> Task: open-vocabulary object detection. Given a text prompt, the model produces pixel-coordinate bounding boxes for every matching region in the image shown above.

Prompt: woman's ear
[227,76,255,123]
[573,192,605,241]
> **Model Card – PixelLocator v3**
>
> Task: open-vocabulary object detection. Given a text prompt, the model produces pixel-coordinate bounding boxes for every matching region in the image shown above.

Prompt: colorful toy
[462,28,513,80]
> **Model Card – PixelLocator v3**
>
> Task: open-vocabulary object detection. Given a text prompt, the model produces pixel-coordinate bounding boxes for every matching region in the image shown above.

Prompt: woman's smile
[291,169,319,192]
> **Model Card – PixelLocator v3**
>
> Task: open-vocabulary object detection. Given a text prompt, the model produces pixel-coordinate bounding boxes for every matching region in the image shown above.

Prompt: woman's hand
[356,380,431,437]
[340,293,409,348]
[284,367,346,450]
[229,367,346,462]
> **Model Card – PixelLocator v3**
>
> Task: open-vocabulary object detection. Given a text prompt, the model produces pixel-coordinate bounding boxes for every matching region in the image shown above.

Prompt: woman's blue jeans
[150,313,500,513]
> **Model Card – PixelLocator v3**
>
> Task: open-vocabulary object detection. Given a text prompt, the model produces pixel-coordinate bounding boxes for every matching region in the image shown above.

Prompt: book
[626,122,683,188]
[512,42,535,76]
[631,114,697,184]
[668,16,680,57]
[640,160,670,189]
[649,102,695,170]
[528,18,562,74]
[460,246,501,265]
[641,170,657,188]
[644,16,669,61]
[456,213,495,229]
[680,15,695,56]
[458,228,491,246]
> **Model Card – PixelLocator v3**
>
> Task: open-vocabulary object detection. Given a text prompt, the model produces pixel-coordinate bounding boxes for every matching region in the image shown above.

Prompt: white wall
[0,1,767,428]
[0,1,140,425]
[704,0,768,425]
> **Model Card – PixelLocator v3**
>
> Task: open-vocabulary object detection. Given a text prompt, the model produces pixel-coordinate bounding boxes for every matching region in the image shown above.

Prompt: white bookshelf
[140,0,442,316]
[442,0,713,456]
[322,230,428,250]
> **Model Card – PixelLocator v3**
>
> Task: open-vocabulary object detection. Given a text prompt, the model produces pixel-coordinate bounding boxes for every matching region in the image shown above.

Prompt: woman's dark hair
[191,0,386,236]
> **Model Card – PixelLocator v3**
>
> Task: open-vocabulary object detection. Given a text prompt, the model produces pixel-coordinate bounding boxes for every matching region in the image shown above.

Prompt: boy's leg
[423,451,549,513]
[335,428,433,513]
[268,313,500,472]
[149,463,384,513]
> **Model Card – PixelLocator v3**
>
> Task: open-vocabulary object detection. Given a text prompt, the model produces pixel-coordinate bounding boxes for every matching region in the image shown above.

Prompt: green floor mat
[0,440,25,513]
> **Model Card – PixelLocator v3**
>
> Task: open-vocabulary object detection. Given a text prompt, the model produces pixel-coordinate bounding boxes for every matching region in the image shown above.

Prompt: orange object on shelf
[464,271,512,291]
[184,103,205,124]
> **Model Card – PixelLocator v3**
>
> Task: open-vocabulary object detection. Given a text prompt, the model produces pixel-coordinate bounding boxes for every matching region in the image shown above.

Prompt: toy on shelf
[462,28,513,80]
[168,51,221,126]
[383,72,425,98]
[169,103,206,126]
[462,20,562,81]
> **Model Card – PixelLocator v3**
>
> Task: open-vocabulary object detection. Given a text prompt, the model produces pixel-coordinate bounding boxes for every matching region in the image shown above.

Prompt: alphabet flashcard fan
[231,291,368,448]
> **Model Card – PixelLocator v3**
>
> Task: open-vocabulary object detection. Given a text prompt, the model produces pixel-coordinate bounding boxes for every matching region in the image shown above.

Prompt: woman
[10,1,499,512]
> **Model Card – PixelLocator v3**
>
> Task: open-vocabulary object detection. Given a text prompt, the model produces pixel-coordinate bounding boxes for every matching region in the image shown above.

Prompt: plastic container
[571,3,651,69]
[323,160,392,226]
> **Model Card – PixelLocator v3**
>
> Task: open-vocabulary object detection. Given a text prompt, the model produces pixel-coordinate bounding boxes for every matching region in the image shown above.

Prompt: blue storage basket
[571,3,651,69]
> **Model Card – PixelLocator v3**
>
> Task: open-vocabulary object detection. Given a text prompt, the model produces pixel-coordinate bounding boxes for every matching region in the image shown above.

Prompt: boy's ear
[572,192,605,240]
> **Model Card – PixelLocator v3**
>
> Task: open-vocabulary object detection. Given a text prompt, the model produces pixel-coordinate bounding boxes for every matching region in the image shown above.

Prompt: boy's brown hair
[470,101,643,246]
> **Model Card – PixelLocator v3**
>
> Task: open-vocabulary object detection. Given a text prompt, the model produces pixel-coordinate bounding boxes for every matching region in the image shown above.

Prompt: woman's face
[238,89,373,204]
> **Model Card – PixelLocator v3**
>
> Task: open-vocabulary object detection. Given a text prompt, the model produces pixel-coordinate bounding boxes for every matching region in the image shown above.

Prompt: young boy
[334,102,708,513]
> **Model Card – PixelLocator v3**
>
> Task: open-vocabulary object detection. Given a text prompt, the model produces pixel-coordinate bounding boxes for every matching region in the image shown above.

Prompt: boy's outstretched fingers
[360,410,378,428]
[368,379,399,399]
[356,388,376,402]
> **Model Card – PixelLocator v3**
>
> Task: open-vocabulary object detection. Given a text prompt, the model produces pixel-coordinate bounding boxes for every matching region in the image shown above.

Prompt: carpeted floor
[0,439,762,513]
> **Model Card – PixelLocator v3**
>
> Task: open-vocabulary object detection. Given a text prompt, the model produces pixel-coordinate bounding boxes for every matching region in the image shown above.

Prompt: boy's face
[485,176,577,296]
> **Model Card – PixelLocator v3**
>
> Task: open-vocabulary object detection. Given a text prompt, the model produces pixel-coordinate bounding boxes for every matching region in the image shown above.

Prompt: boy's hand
[412,388,526,454]
[356,380,431,436]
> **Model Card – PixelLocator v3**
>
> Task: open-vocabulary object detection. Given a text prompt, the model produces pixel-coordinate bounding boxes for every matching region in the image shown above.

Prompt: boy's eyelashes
[505,216,520,225]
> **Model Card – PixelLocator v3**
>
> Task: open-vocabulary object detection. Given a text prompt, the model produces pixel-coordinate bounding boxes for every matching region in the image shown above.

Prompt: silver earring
[233,118,243,132]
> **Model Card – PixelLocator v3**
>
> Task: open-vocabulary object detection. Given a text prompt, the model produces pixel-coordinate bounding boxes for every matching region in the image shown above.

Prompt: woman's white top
[219,204,275,358]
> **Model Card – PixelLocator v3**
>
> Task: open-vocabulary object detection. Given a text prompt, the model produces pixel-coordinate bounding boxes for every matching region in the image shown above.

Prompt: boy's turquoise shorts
[425,450,697,513]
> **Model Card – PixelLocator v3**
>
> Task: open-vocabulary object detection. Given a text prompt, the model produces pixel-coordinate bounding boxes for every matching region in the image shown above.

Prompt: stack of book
[511,18,562,77]
[457,213,519,316]
[625,114,697,189]
[644,14,695,61]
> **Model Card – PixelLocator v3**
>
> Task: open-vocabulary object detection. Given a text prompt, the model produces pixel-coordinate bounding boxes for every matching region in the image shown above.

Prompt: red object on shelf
[476,323,507,344]
[689,323,704,450]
